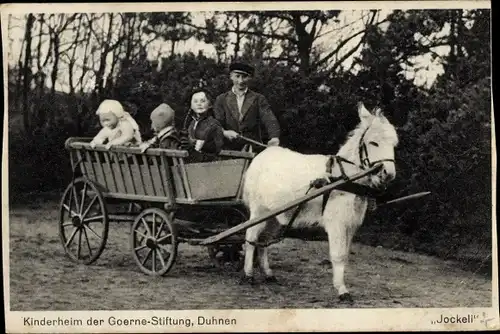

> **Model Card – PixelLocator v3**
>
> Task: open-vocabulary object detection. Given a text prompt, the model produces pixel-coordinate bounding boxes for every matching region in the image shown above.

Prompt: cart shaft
[198,164,383,246]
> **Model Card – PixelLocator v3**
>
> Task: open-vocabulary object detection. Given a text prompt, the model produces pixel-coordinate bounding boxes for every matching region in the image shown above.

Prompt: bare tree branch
[314,14,384,70]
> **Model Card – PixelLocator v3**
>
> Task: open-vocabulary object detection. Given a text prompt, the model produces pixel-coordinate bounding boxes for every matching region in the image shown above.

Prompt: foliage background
[6,9,492,274]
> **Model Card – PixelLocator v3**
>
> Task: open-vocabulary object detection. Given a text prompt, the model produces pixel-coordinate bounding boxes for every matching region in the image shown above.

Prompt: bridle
[357,124,396,170]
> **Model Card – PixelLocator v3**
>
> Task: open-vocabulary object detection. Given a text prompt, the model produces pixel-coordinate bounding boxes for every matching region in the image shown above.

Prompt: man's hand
[105,142,113,150]
[223,130,239,140]
[267,137,280,146]
[89,141,97,149]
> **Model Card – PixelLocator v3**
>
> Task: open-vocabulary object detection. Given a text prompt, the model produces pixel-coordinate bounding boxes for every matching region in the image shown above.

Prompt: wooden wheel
[130,208,178,276]
[206,207,248,271]
[59,177,109,265]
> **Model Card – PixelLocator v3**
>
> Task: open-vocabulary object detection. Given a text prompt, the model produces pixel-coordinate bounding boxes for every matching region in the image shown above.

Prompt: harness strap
[320,155,356,213]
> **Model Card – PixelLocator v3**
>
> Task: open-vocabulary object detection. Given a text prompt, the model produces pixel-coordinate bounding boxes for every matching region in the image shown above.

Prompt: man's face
[230,71,251,90]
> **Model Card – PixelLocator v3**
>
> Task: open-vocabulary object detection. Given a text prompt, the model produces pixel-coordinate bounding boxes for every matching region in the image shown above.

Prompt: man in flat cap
[213,61,281,151]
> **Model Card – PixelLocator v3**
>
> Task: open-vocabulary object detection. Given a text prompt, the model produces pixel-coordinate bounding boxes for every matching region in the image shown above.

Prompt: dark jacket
[186,110,224,155]
[148,127,181,150]
[213,89,280,150]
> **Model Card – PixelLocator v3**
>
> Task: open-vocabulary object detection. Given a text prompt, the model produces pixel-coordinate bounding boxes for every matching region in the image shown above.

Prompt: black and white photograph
[2,1,498,332]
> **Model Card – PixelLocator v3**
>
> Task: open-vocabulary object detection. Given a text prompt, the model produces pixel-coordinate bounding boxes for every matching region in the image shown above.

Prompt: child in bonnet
[90,99,142,149]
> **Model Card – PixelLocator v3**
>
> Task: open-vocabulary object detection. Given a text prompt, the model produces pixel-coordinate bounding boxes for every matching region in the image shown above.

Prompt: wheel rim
[130,208,177,276]
[59,177,108,265]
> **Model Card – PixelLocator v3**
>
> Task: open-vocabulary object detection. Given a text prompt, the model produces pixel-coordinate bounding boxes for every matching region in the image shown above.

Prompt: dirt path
[8,202,492,311]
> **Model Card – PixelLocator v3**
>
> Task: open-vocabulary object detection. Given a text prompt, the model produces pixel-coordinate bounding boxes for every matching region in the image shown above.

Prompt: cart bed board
[59,137,384,276]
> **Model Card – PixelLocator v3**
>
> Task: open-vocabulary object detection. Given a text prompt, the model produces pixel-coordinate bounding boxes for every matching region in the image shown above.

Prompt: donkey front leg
[241,222,266,285]
[325,221,355,303]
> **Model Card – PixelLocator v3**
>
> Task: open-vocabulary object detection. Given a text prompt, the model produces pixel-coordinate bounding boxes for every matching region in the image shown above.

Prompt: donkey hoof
[264,275,279,284]
[339,293,354,303]
[239,275,255,285]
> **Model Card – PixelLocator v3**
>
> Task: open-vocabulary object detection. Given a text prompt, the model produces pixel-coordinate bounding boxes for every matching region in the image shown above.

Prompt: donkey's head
[338,102,399,190]
[356,102,398,189]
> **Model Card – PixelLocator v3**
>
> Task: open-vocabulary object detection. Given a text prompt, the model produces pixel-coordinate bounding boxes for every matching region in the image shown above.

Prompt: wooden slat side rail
[142,155,157,196]
[66,140,189,157]
[198,164,383,246]
[94,151,108,189]
[131,154,146,195]
[84,150,97,182]
[177,158,193,200]
[170,157,187,199]
[65,138,253,159]
[160,155,176,202]
[122,153,137,194]
[102,151,118,192]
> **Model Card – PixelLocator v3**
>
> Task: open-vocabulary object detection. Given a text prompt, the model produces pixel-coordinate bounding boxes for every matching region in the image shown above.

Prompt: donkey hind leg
[324,220,356,303]
[257,246,277,282]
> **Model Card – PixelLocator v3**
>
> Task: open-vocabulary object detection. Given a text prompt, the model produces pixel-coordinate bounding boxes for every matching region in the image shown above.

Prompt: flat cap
[229,61,254,76]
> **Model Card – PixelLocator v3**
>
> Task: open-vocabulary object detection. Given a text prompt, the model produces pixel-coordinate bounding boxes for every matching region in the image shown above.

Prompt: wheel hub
[72,216,82,227]
[146,238,157,249]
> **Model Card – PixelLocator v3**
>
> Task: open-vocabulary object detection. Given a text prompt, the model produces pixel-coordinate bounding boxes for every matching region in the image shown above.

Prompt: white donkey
[241,102,399,302]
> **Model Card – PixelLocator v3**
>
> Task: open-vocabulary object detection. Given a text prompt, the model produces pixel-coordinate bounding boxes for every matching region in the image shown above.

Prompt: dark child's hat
[229,61,254,76]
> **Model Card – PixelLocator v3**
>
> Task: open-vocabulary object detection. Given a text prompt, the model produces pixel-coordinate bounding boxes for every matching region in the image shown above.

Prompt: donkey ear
[358,102,373,123]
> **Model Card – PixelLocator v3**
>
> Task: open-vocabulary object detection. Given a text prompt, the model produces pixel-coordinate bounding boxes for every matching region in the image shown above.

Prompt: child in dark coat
[140,103,181,152]
[183,89,224,159]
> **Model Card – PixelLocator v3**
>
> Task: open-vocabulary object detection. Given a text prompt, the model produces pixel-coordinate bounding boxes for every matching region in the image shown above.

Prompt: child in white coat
[90,99,142,149]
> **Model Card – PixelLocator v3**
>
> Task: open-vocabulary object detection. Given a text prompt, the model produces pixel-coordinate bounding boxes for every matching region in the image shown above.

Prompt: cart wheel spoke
[65,227,79,248]
[140,217,153,237]
[81,195,98,220]
[155,221,165,239]
[152,249,157,272]
[62,204,78,218]
[59,177,108,265]
[134,230,148,240]
[141,249,153,266]
[134,244,148,252]
[157,233,172,244]
[77,228,82,259]
[72,187,79,212]
[79,183,88,215]
[85,225,103,240]
[83,215,104,223]
[157,249,167,268]
[152,213,156,237]
[83,226,93,257]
